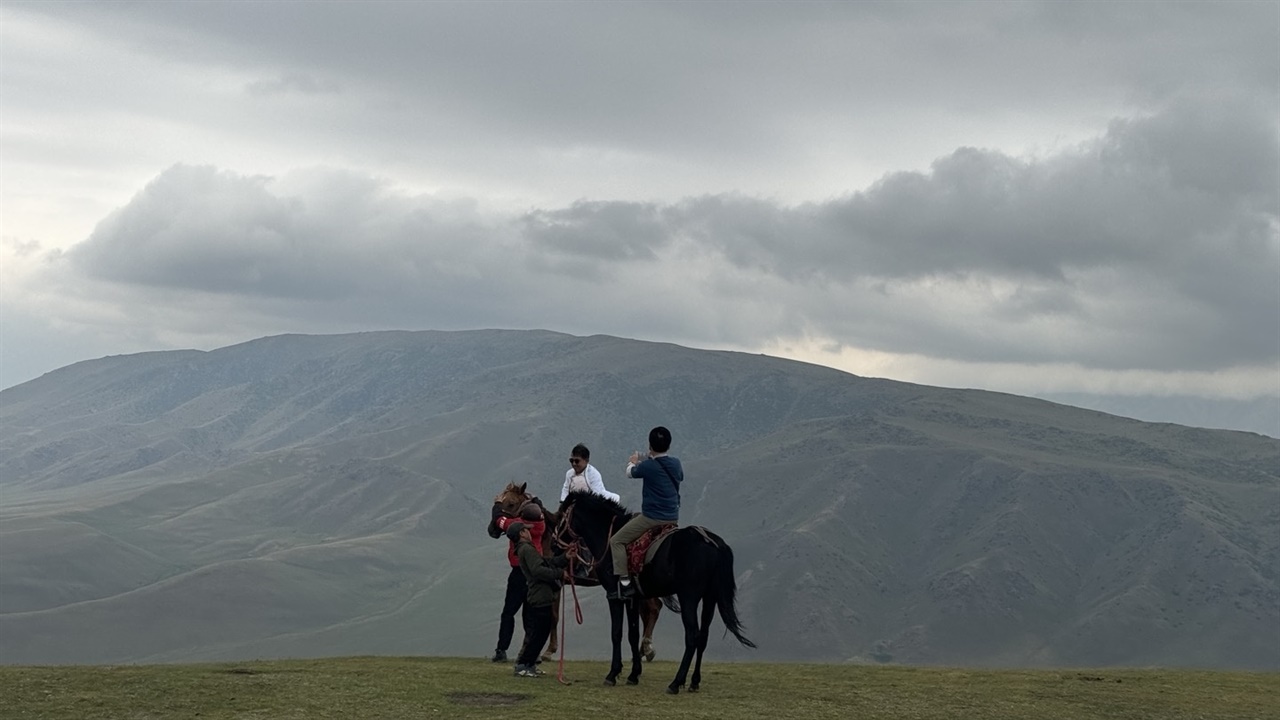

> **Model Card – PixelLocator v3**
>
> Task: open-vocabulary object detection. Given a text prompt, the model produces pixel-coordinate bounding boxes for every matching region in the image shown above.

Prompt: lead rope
[551,507,621,685]
[557,543,584,685]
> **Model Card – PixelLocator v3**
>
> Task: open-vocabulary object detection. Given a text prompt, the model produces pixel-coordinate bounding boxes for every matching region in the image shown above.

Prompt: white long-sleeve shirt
[561,463,621,503]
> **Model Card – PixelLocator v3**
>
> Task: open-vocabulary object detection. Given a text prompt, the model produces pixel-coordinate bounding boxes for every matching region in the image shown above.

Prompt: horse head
[493,481,532,518]
[487,481,526,538]
[488,481,557,544]
[553,490,631,565]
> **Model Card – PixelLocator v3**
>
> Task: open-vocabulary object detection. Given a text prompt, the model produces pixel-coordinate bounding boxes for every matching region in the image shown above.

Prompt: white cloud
[17,99,1274,388]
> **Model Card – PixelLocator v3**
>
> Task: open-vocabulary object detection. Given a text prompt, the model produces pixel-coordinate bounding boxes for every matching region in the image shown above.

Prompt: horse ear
[519,482,528,493]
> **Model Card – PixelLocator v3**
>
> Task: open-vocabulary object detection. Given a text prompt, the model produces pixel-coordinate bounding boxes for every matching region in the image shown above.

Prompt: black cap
[505,522,526,542]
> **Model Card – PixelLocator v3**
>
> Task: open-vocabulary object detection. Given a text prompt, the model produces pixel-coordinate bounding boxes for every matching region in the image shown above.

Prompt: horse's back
[638,526,723,595]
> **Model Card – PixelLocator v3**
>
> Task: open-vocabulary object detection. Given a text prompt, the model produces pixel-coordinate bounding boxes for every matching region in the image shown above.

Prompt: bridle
[551,501,622,583]
[547,497,628,685]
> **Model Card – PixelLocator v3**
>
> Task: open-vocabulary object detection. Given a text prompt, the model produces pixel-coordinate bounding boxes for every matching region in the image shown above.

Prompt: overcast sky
[3,2,1277,414]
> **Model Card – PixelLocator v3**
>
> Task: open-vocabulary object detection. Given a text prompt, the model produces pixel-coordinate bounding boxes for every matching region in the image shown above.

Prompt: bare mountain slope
[1,330,1276,667]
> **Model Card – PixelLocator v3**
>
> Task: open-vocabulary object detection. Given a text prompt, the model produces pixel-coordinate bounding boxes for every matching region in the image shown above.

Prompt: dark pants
[516,604,555,669]
[495,566,527,651]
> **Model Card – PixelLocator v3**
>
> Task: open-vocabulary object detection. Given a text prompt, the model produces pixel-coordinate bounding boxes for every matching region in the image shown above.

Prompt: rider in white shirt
[560,443,621,503]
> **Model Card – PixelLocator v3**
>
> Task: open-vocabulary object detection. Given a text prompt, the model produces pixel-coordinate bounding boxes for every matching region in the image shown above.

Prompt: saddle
[626,523,679,575]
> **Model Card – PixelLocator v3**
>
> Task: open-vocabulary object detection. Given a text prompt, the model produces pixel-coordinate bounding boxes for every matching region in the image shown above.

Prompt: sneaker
[608,581,637,601]
[515,666,541,678]
[491,649,507,663]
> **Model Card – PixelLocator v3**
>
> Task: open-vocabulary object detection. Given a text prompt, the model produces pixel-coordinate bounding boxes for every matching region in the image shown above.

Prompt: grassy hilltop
[3,657,1277,720]
[4,331,1278,669]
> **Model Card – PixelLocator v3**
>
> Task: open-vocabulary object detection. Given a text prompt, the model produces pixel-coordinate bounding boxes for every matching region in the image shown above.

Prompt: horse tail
[713,542,757,649]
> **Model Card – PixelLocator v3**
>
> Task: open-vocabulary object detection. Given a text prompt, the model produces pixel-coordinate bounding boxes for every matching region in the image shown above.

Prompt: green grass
[3,657,1277,720]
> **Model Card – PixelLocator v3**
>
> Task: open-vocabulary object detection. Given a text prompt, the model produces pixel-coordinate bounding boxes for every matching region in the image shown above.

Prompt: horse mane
[561,489,631,519]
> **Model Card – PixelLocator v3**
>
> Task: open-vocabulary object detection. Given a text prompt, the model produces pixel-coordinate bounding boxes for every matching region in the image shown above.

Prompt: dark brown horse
[490,482,663,662]
[553,490,755,693]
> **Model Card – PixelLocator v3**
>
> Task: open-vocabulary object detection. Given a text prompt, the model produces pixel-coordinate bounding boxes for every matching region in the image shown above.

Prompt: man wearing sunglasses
[560,443,621,504]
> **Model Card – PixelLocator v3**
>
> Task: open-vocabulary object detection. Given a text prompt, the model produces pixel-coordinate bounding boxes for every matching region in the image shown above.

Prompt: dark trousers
[495,566,527,651]
[516,604,555,669]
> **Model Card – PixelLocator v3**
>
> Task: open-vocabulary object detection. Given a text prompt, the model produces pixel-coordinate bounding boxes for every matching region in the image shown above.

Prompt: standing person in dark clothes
[491,503,546,663]
[510,522,569,677]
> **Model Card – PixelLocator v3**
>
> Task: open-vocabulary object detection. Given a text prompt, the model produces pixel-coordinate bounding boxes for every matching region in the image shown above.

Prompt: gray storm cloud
[64,102,1279,374]
[70,166,501,301]
[522,201,670,262]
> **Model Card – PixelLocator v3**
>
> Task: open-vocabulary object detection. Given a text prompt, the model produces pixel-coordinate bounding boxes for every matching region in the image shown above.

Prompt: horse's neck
[583,508,628,544]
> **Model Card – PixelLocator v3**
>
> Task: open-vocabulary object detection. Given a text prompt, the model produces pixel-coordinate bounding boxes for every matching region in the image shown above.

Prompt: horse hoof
[690,686,700,693]
[666,686,680,695]
[644,651,656,662]
[603,678,616,687]
[626,678,639,686]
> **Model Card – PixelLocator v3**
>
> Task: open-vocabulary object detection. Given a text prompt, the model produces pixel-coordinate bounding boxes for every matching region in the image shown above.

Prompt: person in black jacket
[509,522,569,677]
[490,503,547,663]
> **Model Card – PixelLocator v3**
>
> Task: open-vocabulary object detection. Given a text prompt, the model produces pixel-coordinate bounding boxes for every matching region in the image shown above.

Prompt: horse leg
[688,598,716,692]
[666,593,700,695]
[625,598,644,685]
[543,589,560,660]
[605,597,624,686]
[640,597,660,661]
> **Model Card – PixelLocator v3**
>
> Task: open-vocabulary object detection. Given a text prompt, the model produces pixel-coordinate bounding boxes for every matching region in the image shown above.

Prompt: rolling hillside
[1,330,1276,668]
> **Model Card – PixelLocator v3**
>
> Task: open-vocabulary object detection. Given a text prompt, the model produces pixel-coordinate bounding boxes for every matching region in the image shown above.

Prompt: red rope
[556,543,585,685]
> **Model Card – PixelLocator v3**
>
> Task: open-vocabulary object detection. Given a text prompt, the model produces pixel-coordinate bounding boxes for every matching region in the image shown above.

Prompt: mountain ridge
[1,329,1276,668]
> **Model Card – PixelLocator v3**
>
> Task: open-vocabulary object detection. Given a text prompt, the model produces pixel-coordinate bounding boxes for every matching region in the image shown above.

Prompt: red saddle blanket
[627,523,678,575]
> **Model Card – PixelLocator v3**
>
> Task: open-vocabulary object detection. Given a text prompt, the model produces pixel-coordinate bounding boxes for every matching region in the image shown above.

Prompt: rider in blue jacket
[608,426,682,599]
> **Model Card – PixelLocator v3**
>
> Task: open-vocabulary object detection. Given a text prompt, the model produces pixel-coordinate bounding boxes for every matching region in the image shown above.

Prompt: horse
[552,490,756,693]
[489,482,663,662]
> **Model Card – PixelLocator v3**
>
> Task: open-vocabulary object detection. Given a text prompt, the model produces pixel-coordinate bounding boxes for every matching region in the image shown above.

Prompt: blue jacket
[627,455,682,521]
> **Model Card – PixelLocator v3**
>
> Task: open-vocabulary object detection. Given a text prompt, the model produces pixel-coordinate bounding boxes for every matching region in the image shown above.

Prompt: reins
[552,504,586,684]
[551,500,622,685]
[556,548,583,684]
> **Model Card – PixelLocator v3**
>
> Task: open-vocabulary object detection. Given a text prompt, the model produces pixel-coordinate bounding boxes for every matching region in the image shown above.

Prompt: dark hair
[571,443,590,461]
[648,426,672,453]
[519,504,544,522]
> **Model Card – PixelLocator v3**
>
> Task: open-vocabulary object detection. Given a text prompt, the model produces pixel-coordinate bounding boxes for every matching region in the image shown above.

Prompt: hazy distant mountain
[1,330,1276,669]
[1034,392,1278,440]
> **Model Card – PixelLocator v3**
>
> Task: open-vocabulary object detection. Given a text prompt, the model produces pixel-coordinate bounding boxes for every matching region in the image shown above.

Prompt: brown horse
[490,481,662,662]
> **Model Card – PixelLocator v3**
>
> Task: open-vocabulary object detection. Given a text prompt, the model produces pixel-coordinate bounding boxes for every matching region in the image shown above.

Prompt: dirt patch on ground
[446,691,531,706]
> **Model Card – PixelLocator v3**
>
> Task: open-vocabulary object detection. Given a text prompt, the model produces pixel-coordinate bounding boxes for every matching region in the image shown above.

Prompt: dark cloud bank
[66,102,1278,376]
